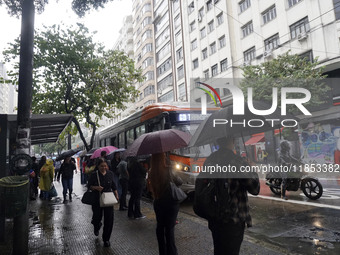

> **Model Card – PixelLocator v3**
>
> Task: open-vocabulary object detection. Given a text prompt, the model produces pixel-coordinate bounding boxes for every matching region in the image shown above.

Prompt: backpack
[193,175,230,221]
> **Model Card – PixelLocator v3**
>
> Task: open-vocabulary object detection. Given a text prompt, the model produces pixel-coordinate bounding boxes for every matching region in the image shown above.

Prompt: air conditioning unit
[297,32,308,41]
[198,15,202,22]
[263,49,273,58]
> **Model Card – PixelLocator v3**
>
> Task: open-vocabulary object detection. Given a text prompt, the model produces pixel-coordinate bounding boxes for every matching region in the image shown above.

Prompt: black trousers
[119,179,128,209]
[154,200,179,255]
[128,181,144,218]
[92,204,114,242]
[208,220,245,255]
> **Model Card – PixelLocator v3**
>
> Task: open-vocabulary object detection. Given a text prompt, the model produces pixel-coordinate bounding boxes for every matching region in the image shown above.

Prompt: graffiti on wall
[299,124,340,164]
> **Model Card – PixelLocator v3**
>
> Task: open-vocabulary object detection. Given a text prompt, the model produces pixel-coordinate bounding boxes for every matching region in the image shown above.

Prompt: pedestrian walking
[87,158,119,248]
[57,156,77,203]
[111,151,122,197]
[149,153,182,255]
[127,157,147,219]
[39,158,55,200]
[117,158,129,211]
[54,160,62,181]
[263,150,268,164]
[204,136,260,255]
[31,156,39,198]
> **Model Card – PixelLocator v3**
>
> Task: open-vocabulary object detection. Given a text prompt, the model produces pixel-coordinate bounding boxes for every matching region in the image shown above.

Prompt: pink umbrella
[90,146,118,159]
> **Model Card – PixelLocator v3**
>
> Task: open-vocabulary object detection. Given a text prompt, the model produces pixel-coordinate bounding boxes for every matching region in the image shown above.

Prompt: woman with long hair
[87,158,119,247]
[149,153,182,255]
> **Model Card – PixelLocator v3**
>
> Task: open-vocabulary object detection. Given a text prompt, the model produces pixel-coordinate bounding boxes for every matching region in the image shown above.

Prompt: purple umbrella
[125,129,191,156]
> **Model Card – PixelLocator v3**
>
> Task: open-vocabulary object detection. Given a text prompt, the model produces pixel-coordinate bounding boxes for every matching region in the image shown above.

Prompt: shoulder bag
[97,171,118,207]
[169,182,187,203]
[81,189,97,205]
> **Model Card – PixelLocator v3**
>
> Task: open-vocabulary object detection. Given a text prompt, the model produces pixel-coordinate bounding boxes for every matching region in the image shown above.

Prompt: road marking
[251,194,340,210]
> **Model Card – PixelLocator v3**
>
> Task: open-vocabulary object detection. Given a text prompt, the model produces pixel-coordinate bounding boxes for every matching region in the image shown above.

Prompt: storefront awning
[245,134,265,146]
[7,114,73,145]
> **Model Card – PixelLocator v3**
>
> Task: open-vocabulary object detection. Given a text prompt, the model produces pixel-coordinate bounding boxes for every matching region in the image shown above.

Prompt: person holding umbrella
[149,153,183,255]
[57,156,77,203]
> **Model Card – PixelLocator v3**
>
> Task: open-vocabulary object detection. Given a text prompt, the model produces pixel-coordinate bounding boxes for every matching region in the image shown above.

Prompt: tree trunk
[72,118,90,151]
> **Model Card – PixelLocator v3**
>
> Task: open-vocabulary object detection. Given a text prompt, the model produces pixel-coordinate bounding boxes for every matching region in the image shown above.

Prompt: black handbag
[170,182,187,203]
[81,190,97,205]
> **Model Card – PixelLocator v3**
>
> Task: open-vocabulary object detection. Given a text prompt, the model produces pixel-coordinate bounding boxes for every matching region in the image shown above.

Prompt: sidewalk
[1,174,288,255]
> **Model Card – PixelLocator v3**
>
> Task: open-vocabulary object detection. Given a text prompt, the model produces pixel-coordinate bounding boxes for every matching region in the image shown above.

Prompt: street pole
[13,0,35,254]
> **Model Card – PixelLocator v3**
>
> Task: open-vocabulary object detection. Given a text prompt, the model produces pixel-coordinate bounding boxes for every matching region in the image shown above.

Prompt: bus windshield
[172,124,212,158]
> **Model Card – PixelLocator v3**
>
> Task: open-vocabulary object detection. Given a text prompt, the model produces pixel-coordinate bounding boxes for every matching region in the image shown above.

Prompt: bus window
[111,137,116,147]
[126,129,134,147]
[118,133,125,148]
[136,125,146,138]
[100,139,105,147]
[106,138,110,146]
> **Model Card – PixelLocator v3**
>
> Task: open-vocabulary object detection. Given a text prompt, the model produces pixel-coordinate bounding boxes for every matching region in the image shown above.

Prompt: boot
[63,195,67,203]
[69,193,72,202]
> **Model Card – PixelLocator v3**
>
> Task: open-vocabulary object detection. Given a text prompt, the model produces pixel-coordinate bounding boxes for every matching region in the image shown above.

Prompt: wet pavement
[1,173,340,254]
[0,174,290,255]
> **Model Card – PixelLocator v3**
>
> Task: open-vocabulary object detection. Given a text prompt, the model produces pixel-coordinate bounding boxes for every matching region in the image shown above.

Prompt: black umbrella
[189,100,298,147]
[56,148,81,161]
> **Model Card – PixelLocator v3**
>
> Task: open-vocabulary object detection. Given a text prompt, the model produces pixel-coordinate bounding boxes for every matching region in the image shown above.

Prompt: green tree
[3,23,143,150]
[240,52,329,113]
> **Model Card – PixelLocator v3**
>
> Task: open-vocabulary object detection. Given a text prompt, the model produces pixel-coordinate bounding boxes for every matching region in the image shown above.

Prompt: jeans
[208,220,245,255]
[92,204,114,242]
[62,178,73,199]
[128,181,144,218]
[119,179,128,209]
[154,200,179,255]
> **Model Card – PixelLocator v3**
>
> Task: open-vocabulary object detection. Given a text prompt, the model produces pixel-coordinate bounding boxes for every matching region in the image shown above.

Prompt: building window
[156,42,170,61]
[239,0,251,13]
[211,64,218,77]
[157,58,172,76]
[202,48,208,60]
[217,13,224,26]
[191,39,197,51]
[174,14,181,29]
[199,7,204,19]
[193,58,199,69]
[200,27,206,39]
[208,20,215,33]
[210,42,216,55]
[144,71,154,81]
[188,1,195,14]
[288,0,302,8]
[206,0,213,11]
[204,69,209,79]
[178,83,186,98]
[299,50,313,63]
[243,47,255,62]
[144,85,155,96]
[142,29,152,42]
[176,47,183,62]
[154,12,168,33]
[175,31,182,45]
[189,21,196,33]
[218,35,226,49]
[220,58,228,72]
[178,65,184,79]
[142,57,153,69]
[334,0,340,20]
[264,33,279,51]
[172,0,180,12]
[155,27,170,48]
[290,16,309,39]
[144,100,156,107]
[159,90,174,103]
[158,74,173,91]
[262,5,276,24]
[241,21,253,38]
[142,43,153,56]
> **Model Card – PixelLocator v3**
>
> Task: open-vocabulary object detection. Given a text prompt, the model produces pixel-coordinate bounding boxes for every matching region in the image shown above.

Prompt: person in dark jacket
[57,156,77,203]
[87,158,119,248]
[111,151,122,197]
[149,152,182,255]
[117,158,129,211]
[127,157,147,219]
[205,136,260,255]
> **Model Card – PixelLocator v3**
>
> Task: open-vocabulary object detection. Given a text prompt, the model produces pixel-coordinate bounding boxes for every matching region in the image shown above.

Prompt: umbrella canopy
[125,129,191,156]
[56,148,81,161]
[90,146,118,159]
[79,147,99,157]
[107,148,126,160]
[189,101,298,147]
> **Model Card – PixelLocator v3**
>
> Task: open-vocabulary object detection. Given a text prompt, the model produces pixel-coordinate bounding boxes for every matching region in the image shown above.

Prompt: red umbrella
[90,146,118,159]
[125,129,191,156]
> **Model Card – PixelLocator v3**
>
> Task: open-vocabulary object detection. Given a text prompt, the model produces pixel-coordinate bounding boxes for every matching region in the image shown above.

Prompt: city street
[1,173,340,254]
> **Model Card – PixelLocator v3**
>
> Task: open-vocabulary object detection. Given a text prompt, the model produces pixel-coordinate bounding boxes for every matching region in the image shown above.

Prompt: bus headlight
[174,162,190,172]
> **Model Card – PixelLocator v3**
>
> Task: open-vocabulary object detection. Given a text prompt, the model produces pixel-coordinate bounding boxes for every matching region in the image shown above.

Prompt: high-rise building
[0,62,17,114]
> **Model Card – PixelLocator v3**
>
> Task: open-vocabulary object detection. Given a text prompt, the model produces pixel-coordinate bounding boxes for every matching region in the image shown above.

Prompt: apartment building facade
[0,62,17,114]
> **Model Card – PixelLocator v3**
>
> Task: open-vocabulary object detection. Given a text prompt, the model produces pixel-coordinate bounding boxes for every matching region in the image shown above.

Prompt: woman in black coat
[87,158,119,247]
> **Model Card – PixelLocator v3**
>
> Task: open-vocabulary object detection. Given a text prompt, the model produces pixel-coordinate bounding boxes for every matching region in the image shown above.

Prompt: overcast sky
[0,0,132,63]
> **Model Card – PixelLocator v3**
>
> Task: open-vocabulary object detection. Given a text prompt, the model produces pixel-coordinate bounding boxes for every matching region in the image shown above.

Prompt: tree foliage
[240,52,329,114]
[3,23,143,150]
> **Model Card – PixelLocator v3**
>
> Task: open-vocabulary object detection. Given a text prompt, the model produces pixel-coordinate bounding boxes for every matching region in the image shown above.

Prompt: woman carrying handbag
[148,153,184,255]
[87,158,119,248]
